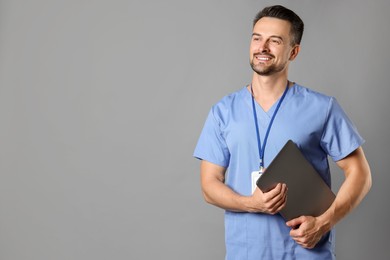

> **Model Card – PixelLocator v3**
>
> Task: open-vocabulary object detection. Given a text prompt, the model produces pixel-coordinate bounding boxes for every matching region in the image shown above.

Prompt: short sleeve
[320,97,365,161]
[193,108,230,168]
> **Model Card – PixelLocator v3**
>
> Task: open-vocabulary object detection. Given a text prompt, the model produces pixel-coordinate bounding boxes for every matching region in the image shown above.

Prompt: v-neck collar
[242,83,296,118]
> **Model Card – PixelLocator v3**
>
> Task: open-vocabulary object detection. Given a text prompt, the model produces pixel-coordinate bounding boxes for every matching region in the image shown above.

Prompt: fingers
[286,215,305,228]
[251,183,287,214]
[270,187,287,214]
[261,183,288,214]
[292,237,316,249]
[264,183,286,199]
[291,234,317,249]
[288,222,311,248]
[287,216,321,249]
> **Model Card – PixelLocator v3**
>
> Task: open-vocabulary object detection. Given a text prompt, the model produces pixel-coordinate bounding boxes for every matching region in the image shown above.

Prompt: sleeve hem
[193,154,229,168]
[331,139,365,162]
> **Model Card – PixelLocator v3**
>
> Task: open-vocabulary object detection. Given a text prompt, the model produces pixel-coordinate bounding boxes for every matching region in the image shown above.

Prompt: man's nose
[258,40,270,53]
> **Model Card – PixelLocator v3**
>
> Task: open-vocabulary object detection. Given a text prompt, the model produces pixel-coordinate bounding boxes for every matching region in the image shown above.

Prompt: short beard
[250,59,286,76]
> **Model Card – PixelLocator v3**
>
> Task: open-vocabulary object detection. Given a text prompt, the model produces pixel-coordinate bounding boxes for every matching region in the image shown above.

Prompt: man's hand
[247,183,287,214]
[200,160,288,214]
[284,146,372,249]
[286,216,330,249]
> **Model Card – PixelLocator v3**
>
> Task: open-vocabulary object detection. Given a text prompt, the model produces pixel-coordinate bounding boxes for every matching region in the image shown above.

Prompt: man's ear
[289,45,300,61]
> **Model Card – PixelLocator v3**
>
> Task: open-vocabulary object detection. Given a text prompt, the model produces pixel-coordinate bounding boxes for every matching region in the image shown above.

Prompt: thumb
[286,216,305,228]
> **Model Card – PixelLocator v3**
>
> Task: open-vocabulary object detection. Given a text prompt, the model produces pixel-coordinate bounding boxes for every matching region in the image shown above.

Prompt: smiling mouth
[255,55,273,61]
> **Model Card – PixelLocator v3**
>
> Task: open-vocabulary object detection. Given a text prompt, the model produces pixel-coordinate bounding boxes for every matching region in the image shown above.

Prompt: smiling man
[194,5,371,260]
[250,18,296,77]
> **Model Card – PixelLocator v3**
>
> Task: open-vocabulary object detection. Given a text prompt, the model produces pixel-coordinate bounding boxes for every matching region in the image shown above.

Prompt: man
[193,5,371,259]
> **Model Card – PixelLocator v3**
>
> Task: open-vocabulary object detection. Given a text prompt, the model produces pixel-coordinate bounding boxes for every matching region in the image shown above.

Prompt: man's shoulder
[207,87,247,122]
[293,84,334,104]
[212,87,247,109]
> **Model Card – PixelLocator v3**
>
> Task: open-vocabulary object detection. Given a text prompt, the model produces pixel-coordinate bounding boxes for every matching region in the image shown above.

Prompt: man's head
[253,5,304,47]
[250,5,303,76]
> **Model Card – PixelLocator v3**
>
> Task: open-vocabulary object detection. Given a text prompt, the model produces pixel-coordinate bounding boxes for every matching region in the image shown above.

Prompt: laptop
[256,140,335,221]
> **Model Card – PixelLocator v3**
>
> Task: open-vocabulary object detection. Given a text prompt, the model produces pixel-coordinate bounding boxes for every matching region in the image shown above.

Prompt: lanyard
[251,81,289,172]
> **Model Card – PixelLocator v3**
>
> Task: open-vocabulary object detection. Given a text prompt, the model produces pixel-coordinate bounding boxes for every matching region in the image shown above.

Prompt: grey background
[0,0,388,259]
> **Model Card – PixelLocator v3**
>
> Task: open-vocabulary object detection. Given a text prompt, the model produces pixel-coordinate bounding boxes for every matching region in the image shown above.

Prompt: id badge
[251,170,263,194]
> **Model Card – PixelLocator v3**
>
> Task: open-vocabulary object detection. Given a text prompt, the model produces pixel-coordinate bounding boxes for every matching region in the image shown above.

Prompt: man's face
[250,17,298,76]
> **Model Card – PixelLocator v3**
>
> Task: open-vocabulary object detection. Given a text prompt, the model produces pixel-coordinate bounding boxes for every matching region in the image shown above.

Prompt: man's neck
[249,73,290,112]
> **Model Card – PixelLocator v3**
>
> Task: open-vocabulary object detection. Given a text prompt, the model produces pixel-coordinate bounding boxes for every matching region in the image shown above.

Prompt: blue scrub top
[194,84,364,260]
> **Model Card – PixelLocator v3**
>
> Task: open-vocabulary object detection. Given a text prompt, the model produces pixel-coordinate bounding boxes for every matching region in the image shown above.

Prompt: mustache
[253,52,275,58]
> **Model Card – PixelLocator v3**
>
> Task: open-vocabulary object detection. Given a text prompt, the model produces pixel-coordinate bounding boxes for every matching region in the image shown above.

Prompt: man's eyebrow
[252,33,284,41]
[270,35,284,41]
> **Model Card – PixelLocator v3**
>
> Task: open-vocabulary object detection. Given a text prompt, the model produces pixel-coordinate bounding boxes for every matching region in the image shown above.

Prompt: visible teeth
[256,56,271,61]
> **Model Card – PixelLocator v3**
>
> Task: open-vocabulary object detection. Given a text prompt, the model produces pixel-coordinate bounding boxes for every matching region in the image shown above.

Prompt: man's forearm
[318,147,372,229]
[200,160,288,214]
[202,177,252,212]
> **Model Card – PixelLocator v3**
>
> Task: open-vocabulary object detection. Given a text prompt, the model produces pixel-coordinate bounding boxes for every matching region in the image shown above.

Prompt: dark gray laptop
[256,140,335,221]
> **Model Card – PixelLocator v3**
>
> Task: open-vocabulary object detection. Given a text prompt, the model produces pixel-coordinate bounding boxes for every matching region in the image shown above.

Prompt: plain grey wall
[0,0,388,259]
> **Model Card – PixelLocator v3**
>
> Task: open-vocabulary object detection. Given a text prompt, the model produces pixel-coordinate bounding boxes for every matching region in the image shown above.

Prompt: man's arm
[200,160,287,214]
[287,146,372,248]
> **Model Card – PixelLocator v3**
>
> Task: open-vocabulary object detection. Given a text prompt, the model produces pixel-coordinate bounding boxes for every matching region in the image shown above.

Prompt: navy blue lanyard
[251,82,289,171]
